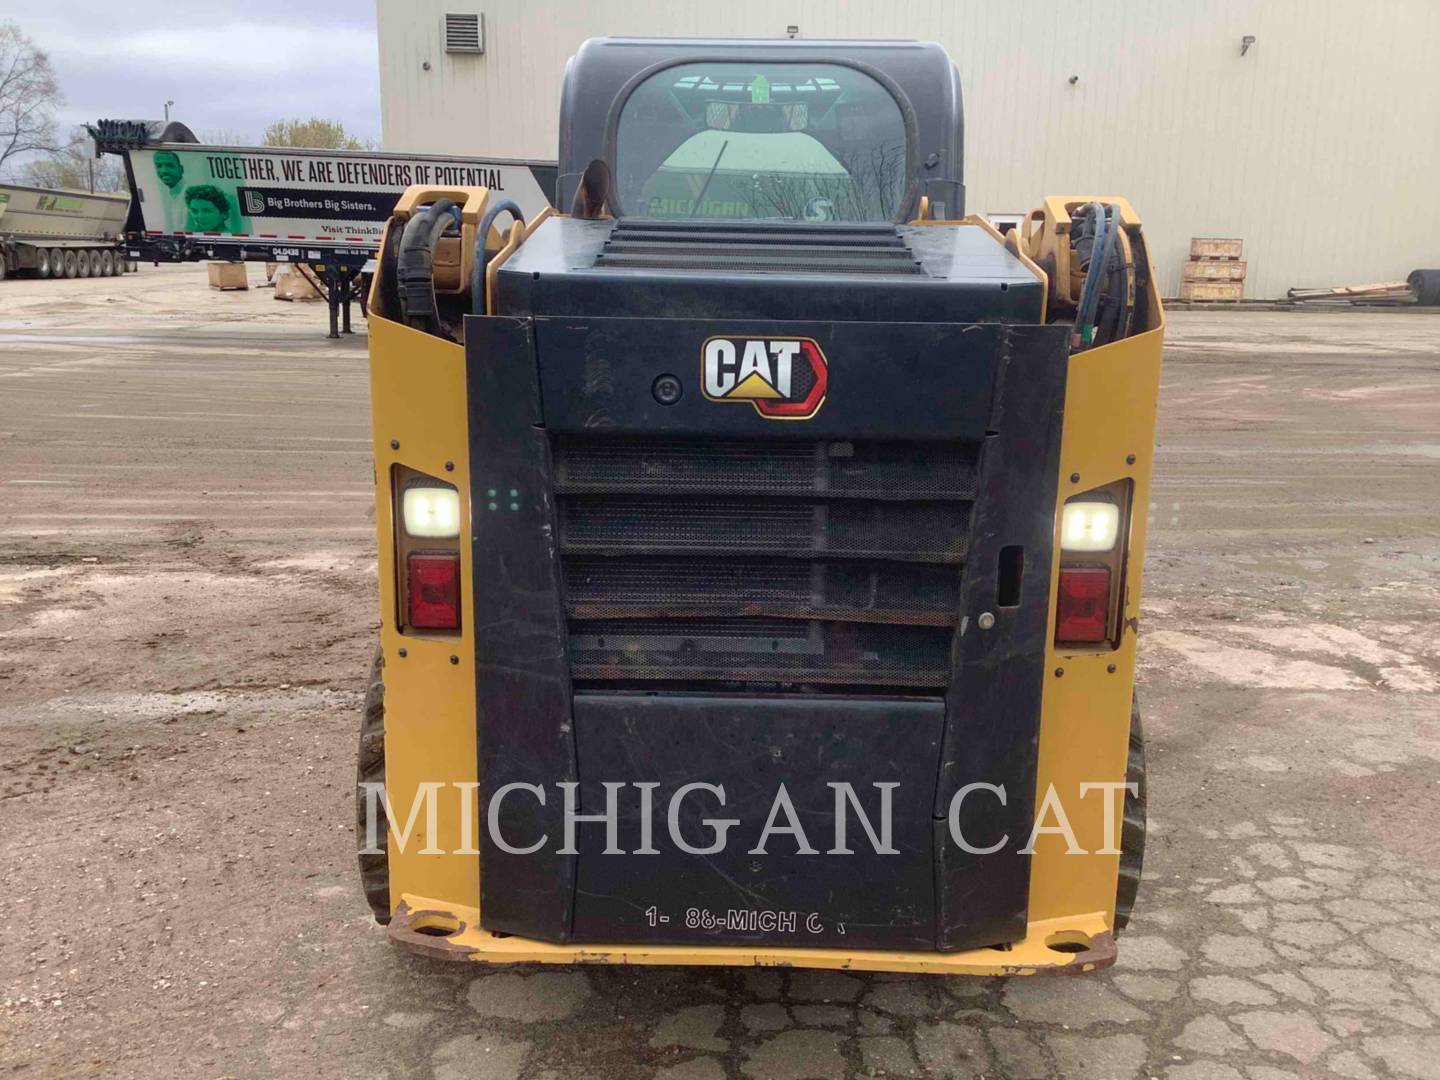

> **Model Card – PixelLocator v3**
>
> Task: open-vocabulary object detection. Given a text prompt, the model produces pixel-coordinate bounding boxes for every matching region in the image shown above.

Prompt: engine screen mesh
[553,434,977,690]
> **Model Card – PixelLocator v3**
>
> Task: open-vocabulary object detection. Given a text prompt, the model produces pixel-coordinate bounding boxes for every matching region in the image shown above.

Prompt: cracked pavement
[1,266,1438,1078]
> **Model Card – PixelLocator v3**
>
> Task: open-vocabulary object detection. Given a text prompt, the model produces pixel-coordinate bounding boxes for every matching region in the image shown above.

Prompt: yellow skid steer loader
[359,37,1163,976]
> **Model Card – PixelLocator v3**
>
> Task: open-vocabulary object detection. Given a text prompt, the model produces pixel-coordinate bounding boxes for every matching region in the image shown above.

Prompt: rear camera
[652,374,683,406]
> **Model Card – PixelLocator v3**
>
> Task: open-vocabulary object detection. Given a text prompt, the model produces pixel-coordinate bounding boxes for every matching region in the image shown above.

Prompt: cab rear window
[616,62,908,223]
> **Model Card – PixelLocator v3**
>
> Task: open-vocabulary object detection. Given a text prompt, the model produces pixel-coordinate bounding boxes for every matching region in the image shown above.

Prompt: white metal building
[376,1,1440,299]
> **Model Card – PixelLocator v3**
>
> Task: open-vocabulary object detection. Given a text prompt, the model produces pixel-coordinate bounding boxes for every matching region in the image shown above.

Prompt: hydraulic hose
[1075,202,1108,335]
[1101,222,1134,345]
[1072,202,1102,336]
[396,199,460,332]
[471,200,525,315]
[1075,203,1119,348]
[1084,205,1118,339]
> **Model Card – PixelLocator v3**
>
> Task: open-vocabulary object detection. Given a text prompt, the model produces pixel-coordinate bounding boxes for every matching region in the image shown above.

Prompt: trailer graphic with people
[87,118,558,335]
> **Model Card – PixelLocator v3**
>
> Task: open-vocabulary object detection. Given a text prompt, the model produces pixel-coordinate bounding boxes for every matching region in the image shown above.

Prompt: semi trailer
[89,119,557,336]
[0,183,131,281]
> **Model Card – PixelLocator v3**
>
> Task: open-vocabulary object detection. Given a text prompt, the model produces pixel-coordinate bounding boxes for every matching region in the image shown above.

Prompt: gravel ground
[1,264,1438,1079]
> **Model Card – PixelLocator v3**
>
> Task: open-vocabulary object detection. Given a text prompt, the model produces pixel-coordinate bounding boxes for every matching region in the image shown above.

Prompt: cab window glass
[616,63,908,223]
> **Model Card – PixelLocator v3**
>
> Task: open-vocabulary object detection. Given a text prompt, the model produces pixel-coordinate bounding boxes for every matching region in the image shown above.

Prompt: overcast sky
[11,2,381,146]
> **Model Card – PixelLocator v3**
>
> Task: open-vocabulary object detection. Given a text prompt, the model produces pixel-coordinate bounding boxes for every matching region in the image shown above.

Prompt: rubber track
[356,646,391,924]
[1114,692,1147,932]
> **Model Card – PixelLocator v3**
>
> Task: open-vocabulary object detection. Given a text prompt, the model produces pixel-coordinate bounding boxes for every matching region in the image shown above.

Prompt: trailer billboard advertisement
[128,146,553,244]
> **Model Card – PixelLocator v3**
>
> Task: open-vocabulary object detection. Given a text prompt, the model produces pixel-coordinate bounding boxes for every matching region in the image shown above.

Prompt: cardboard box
[1183,259,1247,282]
[273,268,323,302]
[1189,237,1244,260]
[1179,280,1244,302]
[207,261,248,291]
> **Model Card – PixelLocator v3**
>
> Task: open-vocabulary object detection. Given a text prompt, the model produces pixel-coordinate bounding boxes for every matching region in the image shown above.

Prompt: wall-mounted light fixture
[1068,74,1079,85]
[1240,35,1256,57]
[786,25,799,39]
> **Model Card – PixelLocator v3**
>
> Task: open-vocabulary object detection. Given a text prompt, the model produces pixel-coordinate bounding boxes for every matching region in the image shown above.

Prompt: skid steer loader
[358,37,1162,975]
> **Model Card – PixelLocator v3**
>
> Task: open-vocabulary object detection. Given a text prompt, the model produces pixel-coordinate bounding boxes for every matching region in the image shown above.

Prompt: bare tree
[748,142,908,222]
[0,22,61,171]
[22,126,124,192]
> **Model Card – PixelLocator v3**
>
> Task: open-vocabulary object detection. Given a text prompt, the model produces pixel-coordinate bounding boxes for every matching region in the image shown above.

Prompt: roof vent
[594,220,924,277]
[442,13,484,54]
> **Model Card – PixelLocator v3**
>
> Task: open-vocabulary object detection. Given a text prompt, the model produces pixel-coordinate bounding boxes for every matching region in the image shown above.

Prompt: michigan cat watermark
[358,780,1136,857]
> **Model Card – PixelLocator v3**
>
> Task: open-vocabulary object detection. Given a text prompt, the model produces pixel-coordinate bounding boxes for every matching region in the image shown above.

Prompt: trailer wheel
[356,646,392,924]
[76,250,91,278]
[36,248,52,278]
[62,250,78,278]
[52,249,67,279]
[88,251,104,277]
[101,250,115,277]
[1114,693,1147,932]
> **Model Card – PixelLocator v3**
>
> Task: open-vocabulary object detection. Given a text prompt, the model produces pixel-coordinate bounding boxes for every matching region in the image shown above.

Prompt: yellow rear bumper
[388,897,1116,976]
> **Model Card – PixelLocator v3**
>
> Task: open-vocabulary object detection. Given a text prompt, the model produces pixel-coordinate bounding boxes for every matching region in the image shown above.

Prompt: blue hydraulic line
[1076,202,1118,346]
[471,200,526,315]
[1075,201,1107,339]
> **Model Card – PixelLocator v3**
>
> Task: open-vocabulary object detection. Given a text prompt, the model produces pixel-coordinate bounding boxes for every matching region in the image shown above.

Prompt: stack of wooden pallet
[1286,281,1416,305]
[1180,238,1245,302]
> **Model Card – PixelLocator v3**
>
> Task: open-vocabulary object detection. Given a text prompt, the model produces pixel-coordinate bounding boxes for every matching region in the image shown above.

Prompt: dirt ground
[1,263,1438,1080]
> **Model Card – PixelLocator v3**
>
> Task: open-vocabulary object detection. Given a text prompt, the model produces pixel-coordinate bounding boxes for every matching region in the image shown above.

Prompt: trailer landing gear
[319,263,369,339]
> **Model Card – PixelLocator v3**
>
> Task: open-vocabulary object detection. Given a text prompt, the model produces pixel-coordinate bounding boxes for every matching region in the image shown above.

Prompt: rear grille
[559,498,968,562]
[553,436,976,499]
[594,219,924,276]
[570,619,952,687]
[564,558,960,626]
[554,435,976,690]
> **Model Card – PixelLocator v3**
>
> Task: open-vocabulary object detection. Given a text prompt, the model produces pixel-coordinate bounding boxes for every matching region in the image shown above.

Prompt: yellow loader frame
[366,189,1163,974]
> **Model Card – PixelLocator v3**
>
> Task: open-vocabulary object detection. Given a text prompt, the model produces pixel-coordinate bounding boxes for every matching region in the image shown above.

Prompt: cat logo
[701,336,828,420]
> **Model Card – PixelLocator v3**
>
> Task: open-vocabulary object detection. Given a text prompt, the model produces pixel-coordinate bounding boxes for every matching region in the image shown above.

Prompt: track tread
[1114,692,1147,932]
[356,646,391,924]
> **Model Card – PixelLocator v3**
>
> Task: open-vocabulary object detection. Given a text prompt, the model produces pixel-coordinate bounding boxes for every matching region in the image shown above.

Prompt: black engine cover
[464,224,1068,954]
[570,693,943,950]
[496,217,1045,326]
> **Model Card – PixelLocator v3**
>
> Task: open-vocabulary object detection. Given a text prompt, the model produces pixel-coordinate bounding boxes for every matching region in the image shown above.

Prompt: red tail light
[407,552,460,630]
[1056,566,1110,644]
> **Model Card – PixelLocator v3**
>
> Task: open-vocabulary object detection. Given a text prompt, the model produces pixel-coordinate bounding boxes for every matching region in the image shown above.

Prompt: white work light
[402,485,461,539]
[1060,501,1120,552]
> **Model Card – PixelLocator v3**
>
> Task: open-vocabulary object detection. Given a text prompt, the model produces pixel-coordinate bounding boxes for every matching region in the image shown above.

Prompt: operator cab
[557,37,966,222]
[497,39,1037,325]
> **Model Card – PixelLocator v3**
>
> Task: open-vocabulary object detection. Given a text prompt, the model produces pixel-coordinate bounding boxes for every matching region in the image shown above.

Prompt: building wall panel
[377,0,1440,298]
